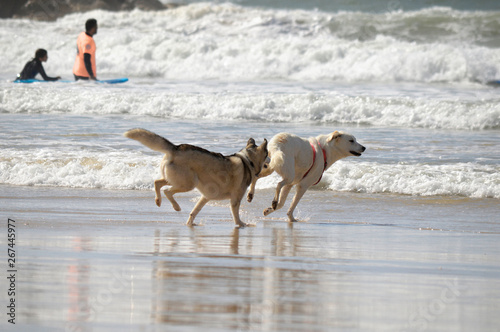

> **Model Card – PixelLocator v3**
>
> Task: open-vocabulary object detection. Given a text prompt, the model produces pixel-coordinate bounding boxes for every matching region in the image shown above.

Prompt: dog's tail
[124,128,175,154]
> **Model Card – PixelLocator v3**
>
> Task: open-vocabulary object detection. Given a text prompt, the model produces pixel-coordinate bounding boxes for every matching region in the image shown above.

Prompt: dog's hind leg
[161,164,198,212]
[154,179,168,207]
[286,184,308,222]
[164,186,188,212]
[230,196,248,228]
[163,170,197,212]
[164,179,196,212]
[270,161,295,210]
[276,184,293,210]
[186,196,209,226]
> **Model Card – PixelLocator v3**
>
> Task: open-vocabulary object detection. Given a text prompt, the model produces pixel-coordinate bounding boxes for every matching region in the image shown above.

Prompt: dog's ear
[327,131,342,142]
[247,138,256,148]
[259,138,268,151]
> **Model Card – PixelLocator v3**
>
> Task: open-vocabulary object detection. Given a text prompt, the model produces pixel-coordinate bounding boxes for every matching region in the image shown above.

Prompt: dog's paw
[155,198,161,207]
[186,220,200,227]
[287,212,299,222]
[263,207,273,216]
[247,192,254,202]
[271,200,278,210]
[235,222,254,228]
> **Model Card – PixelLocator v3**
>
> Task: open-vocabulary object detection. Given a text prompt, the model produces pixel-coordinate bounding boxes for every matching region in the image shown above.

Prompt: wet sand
[1,185,500,331]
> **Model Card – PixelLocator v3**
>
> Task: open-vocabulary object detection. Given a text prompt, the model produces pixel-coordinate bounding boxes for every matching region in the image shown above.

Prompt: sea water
[0,2,499,200]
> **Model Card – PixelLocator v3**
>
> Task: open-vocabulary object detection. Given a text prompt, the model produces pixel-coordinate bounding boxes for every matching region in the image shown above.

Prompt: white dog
[247,131,365,222]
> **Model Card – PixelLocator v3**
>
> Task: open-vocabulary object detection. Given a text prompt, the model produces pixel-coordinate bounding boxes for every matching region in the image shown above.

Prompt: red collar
[302,140,328,185]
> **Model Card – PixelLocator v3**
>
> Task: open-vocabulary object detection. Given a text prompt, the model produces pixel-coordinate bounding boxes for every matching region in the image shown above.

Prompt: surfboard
[14,78,128,84]
[14,79,72,83]
[97,78,128,84]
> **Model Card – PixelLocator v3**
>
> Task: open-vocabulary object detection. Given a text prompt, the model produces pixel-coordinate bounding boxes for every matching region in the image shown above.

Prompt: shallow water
[1,107,499,198]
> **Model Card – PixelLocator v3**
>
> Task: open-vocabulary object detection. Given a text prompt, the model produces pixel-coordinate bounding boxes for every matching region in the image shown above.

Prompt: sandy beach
[1,184,499,331]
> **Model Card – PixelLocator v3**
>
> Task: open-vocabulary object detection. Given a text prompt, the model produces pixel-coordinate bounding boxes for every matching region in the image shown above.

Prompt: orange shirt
[73,32,96,77]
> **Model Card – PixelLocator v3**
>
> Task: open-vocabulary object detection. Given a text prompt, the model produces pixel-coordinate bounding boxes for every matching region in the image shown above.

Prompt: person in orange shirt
[73,19,98,81]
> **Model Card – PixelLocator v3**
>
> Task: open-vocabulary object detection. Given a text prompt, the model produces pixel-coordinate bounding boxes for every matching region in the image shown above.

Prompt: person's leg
[74,75,89,81]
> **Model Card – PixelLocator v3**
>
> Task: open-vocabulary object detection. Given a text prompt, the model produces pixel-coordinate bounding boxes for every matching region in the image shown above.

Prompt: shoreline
[2,184,498,231]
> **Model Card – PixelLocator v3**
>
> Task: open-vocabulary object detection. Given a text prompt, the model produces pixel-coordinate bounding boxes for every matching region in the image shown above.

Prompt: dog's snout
[361,145,366,152]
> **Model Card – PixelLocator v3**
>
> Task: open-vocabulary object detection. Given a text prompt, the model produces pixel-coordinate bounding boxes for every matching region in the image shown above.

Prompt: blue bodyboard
[97,78,129,84]
[14,78,128,84]
[14,79,71,83]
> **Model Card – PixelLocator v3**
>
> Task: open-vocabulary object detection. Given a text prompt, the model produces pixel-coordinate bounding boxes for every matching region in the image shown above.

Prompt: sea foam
[1,149,498,198]
[1,85,498,130]
[1,4,499,83]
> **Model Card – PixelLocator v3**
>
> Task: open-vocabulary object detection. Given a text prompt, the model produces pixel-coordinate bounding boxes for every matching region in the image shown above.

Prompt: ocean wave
[254,161,500,199]
[0,150,159,190]
[1,4,499,83]
[1,150,498,199]
[324,161,500,199]
[1,86,498,130]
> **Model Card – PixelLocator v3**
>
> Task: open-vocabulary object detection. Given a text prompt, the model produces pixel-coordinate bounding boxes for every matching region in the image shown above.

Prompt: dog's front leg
[247,177,258,202]
[286,184,309,222]
[186,196,209,226]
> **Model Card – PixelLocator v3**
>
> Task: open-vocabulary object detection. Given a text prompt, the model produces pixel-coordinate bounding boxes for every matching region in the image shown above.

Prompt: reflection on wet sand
[151,225,318,330]
[66,237,91,329]
[148,225,373,331]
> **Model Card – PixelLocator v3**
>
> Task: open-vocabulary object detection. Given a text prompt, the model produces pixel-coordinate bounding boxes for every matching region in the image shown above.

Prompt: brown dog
[125,128,268,227]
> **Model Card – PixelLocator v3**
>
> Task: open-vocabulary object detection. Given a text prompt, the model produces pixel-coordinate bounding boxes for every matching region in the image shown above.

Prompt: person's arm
[37,62,60,81]
[83,53,96,80]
